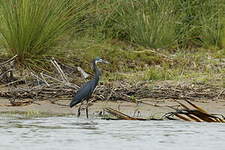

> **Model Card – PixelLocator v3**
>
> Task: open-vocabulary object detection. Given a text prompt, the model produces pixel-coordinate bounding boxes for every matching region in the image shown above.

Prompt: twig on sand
[40,72,50,86]
[216,89,225,100]
[0,69,13,79]
[31,72,50,86]
[0,55,17,66]
[42,73,79,89]
[77,67,89,79]
[50,57,69,83]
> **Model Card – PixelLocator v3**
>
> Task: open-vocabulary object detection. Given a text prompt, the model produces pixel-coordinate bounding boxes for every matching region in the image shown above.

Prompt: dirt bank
[1,97,225,119]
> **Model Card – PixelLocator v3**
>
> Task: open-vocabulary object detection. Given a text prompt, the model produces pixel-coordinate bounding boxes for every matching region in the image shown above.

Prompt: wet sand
[0,98,225,118]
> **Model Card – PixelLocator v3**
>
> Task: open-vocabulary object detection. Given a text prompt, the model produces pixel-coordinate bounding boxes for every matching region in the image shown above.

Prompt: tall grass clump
[0,0,91,65]
[199,0,225,49]
[97,0,178,49]
[175,0,225,49]
[92,0,225,49]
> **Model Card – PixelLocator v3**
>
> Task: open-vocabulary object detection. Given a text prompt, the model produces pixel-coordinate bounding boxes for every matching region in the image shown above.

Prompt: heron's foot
[137,110,141,117]
[133,109,141,117]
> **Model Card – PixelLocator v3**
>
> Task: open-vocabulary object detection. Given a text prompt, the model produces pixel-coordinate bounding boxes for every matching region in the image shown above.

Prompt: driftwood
[102,100,225,122]
[50,58,69,83]
[164,100,225,123]
[103,107,146,120]
[77,67,89,79]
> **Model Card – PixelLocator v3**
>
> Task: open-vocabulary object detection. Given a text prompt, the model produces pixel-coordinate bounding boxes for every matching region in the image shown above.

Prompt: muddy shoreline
[1,97,225,119]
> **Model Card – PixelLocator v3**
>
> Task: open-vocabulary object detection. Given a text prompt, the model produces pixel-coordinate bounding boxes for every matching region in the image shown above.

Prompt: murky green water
[0,114,225,150]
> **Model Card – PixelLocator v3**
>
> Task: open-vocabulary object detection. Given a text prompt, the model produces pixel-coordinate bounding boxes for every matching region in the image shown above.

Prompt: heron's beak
[102,60,110,64]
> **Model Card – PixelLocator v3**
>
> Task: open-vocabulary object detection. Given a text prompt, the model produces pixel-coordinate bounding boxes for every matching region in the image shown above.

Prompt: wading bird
[70,57,109,118]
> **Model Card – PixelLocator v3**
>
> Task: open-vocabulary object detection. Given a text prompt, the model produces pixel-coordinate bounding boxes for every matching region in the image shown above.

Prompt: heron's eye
[95,58,103,63]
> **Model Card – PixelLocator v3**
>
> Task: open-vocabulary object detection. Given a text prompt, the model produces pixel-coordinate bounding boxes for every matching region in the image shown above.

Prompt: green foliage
[175,0,225,48]
[97,0,178,48]
[0,0,91,65]
[89,0,225,49]
[199,0,225,49]
[143,67,178,81]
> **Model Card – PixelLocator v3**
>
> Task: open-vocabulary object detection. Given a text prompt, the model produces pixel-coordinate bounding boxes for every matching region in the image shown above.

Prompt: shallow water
[0,115,225,150]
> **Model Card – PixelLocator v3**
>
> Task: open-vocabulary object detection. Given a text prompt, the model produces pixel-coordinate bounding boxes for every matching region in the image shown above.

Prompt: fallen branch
[50,58,69,83]
[40,72,50,86]
[42,73,78,89]
[0,55,17,66]
[104,107,146,120]
[77,67,89,79]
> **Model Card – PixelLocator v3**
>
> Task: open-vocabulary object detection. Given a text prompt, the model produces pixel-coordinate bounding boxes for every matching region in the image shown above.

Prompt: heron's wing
[69,80,97,107]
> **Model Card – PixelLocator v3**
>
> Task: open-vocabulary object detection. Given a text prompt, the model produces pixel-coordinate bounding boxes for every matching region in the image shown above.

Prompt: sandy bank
[0,98,225,118]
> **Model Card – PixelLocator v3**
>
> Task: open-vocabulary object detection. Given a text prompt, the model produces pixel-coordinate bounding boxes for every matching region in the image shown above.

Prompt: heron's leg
[86,106,89,119]
[77,105,82,118]
[133,108,138,117]
[133,101,141,117]
[85,100,89,119]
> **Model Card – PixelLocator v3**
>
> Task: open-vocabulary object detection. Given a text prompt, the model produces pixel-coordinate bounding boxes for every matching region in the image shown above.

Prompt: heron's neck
[92,61,101,81]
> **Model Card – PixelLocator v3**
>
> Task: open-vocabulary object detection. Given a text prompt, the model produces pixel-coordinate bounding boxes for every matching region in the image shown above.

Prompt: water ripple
[0,116,225,150]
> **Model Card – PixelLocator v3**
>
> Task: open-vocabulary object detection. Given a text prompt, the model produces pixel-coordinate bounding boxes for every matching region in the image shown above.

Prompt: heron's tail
[69,97,81,108]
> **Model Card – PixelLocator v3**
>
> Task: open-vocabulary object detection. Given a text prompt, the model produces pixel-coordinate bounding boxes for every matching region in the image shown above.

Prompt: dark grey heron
[69,57,109,118]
